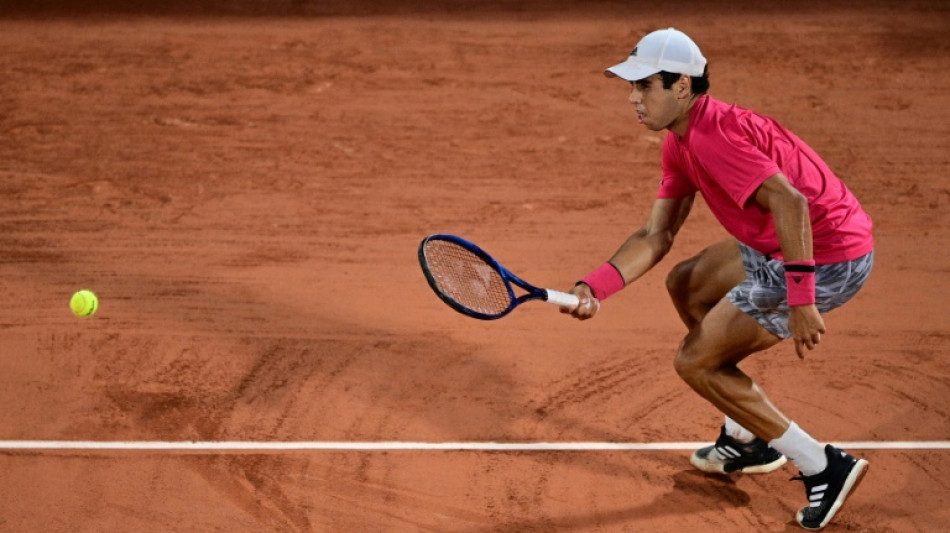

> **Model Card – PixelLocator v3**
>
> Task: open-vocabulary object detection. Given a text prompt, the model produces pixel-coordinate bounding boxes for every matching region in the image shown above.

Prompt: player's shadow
[461,469,751,532]
[671,469,752,506]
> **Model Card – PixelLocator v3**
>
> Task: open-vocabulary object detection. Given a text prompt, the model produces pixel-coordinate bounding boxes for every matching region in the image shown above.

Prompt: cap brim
[604,58,661,81]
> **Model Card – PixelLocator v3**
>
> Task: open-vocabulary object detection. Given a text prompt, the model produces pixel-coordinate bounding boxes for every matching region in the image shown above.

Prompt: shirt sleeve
[693,115,781,207]
[658,133,698,199]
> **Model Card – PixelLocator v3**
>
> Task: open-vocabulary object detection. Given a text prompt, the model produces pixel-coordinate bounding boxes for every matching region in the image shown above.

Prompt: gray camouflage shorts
[727,243,874,339]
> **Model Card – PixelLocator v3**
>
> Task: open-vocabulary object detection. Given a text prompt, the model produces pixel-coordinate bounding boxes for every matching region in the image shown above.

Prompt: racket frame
[418,234,576,320]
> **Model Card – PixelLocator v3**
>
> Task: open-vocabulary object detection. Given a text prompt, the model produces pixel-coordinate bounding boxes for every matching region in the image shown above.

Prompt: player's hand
[561,283,600,320]
[789,304,826,359]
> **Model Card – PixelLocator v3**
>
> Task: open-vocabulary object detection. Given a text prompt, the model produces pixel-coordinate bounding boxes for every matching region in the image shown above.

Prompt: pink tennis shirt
[659,95,873,264]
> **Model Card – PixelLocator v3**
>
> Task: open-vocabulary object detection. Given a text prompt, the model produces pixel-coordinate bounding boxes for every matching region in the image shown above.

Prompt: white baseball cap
[605,28,706,81]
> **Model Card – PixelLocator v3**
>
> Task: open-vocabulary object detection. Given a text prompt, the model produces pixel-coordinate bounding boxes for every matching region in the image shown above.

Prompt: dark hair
[659,66,710,94]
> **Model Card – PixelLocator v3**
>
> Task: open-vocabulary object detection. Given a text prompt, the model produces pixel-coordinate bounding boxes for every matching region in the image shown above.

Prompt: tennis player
[564,28,874,530]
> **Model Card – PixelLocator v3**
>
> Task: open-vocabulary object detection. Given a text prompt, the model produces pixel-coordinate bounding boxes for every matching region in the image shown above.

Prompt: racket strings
[423,240,511,314]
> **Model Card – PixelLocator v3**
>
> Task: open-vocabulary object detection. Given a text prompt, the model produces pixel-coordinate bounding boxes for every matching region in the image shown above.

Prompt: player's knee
[673,342,712,389]
[666,259,694,302]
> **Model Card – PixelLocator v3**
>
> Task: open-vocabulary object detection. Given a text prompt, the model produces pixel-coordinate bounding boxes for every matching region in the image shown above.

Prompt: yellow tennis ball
[70,290,99,317]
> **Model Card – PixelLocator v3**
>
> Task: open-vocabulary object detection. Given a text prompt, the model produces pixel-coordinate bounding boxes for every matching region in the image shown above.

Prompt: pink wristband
[785,260,816,306]
[580,262,625,300]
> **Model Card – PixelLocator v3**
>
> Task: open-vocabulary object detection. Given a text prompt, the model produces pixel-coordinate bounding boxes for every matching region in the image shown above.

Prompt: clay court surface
[1,1,948,531]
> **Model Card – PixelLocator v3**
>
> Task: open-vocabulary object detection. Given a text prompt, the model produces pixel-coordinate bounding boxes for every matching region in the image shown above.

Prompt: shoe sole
[689,452,787,475]
[798,458,869,531]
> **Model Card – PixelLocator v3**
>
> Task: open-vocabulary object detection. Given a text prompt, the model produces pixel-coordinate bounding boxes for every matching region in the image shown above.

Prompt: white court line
[1,441,949,451]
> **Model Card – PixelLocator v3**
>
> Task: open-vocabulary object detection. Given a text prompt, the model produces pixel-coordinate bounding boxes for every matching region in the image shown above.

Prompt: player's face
[627,74,685,132]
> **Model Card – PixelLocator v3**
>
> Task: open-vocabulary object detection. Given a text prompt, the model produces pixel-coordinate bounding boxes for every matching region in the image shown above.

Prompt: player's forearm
[609,195,692,283]
[609,226,675,283]
[771,189,814,262]
[754,174,814,262]
[579,196,690,298]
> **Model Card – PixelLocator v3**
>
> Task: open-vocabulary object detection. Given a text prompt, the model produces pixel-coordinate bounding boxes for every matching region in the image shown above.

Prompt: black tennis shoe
[792,445,869,530]
[690,425,787,474]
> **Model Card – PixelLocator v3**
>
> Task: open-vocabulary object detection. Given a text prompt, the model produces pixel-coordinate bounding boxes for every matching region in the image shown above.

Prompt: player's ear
[677,75,691,98]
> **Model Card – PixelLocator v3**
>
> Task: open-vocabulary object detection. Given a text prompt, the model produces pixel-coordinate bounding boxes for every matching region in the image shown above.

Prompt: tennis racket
[418,234,580,320]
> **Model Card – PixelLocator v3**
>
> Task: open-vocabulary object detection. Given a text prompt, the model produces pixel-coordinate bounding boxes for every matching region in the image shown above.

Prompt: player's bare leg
[665,239,745,329]
[667,239,789,473]
[675,297,868,530]
[666,238,791,437]
[673,297,788,439]
[665,237,867,529]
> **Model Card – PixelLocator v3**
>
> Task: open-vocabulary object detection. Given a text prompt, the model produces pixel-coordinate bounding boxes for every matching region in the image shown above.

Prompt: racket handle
[544,289,580,310]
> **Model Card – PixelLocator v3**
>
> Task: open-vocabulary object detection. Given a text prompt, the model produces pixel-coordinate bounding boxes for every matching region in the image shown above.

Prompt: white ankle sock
[724,416,757,443]
[768,422,828,476]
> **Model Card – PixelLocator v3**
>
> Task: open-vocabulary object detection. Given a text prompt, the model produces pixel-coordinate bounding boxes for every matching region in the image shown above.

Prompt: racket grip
[544,289,580,310]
